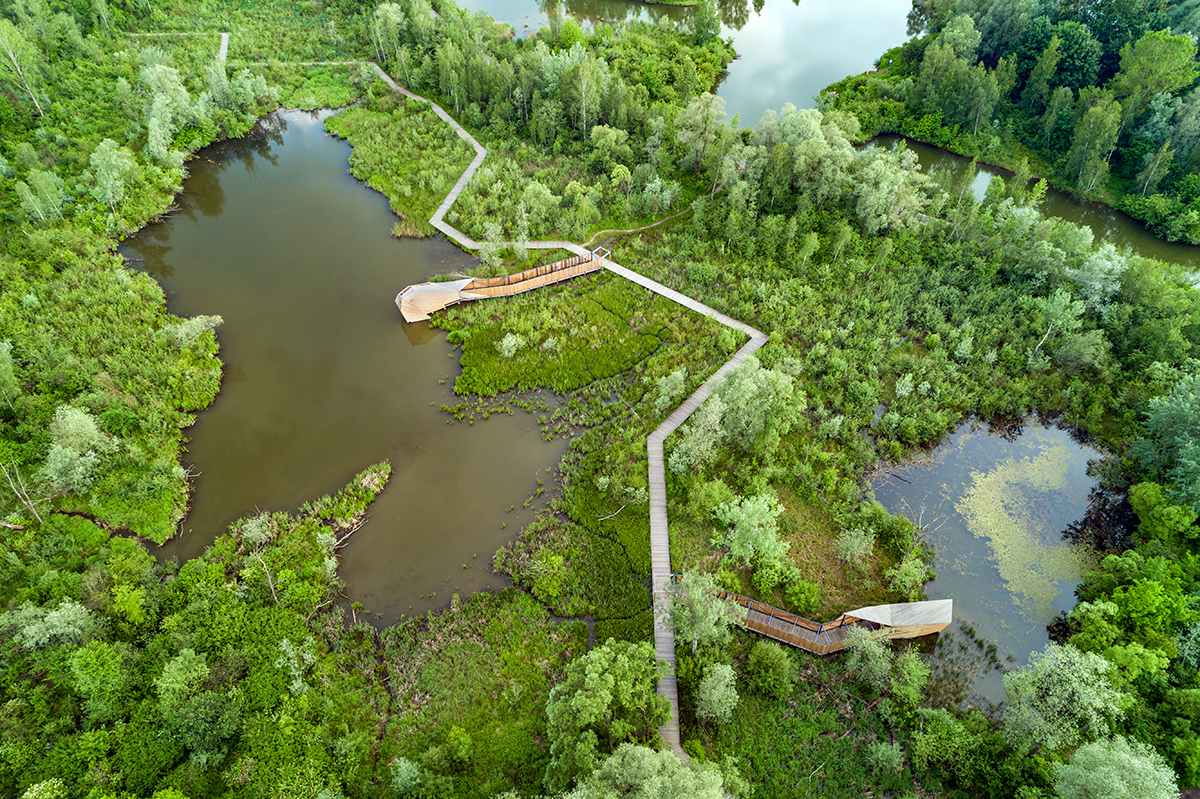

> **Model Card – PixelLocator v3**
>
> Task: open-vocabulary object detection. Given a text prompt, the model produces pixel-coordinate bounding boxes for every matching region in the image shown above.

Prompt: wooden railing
[669,575,880,654]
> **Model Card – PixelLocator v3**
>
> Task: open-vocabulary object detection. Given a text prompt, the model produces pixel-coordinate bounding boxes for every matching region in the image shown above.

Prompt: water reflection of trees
[542,0,791,32]
[124,112,290,278]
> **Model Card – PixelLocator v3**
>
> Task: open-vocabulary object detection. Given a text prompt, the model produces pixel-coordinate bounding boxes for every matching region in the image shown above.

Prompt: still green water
[124,110,565,621]
[871,423,1102,702]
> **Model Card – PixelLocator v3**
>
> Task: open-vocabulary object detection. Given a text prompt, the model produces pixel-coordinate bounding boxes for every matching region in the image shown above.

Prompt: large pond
[872,422,1103,702]
[123,110,566,621]
[457,0,910,123]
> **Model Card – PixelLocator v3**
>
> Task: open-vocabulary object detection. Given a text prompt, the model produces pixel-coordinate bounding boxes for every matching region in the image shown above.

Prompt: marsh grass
[381,589,586,796]
[325,92,474,237]
[266,63,363,110]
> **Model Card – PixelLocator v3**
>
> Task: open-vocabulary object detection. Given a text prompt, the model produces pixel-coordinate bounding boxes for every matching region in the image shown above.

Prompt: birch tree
[0,20,45,116]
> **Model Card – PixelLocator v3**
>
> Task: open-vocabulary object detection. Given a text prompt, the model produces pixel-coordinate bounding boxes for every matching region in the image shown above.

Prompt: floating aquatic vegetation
[956,444,1100,623]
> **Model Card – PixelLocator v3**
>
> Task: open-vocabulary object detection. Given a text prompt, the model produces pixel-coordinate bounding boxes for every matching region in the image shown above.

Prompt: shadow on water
[871,420,1105,703]
[122,109,567,621]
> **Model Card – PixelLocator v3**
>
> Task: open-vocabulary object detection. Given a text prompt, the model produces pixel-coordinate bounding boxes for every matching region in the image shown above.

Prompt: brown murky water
[124,109,566,621]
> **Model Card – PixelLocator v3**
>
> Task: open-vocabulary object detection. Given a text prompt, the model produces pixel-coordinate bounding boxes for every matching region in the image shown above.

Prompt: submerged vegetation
[0,0,1199,795]
[956,443,1099,622]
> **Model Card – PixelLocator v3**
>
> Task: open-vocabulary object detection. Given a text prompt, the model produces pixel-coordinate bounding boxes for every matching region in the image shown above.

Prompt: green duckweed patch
[956,445,1100,623]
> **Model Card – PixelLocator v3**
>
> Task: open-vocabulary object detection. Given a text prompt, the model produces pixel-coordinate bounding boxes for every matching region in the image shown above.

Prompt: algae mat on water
[956,441,1099,623]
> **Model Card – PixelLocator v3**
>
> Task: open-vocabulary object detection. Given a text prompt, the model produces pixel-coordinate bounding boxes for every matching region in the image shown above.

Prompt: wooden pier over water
[395,247,609,322]
[709,586,953,655]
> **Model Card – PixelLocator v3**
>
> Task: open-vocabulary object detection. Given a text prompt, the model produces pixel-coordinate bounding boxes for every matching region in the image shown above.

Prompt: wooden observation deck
[396,247,610,322]
[692,579,952,655]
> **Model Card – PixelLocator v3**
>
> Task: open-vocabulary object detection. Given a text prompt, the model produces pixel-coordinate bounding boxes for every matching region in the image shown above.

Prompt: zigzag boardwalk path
[373,64,944,756]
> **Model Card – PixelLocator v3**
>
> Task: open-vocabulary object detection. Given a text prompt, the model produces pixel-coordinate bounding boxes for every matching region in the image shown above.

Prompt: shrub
[865,740,904,777]
[785,579,820,616]
[836,526,875,566]
[745,640,795,700]
[750,556,787,594]
[391,758,422,794]
[495,332,526,358]
[695,663,738,725]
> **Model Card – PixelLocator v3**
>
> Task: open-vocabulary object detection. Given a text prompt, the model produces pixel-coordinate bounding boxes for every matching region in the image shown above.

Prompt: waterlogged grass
[444,264,740,640]
[324,90,475,236]
[381,589,586,797]
[496,513,651,636]
[439,272,740,396]
[267,63,365,110]
[956,445,1100,622]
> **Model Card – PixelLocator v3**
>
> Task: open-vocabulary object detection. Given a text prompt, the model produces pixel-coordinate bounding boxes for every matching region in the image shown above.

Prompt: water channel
[456,0,910,124]
[123,110,566,621]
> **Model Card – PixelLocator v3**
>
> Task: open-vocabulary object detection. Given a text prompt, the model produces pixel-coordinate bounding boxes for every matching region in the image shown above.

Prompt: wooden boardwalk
[364,66,954,757]
[707,587,953,655]
[396,249,607,322]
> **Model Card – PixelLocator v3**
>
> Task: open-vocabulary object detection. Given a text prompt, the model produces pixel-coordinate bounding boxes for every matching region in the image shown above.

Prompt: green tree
[568,743,740,799]
[668,393,725,474]
[15,169,63,222]
[692,0,720,46]
[713,491,788,566]
[712,356,803,456]
[0,340,20,407]
[478,221,504,275]
[1071,242,1128,315]
[1136,141,1174,196]
[5,600,94,648]
[1065,94,1121,198]
[1053,736,1177,799]
[695,663,738,726]
[1134,374,1200,511]
[1021,36,1061,114]
[1002,643,1125,754]
[1128,481,1198,542]
[1110,30,1199,132]
[1031,288,1085,359]
[70,640,126,721]
[675,93,726,178]
[0,19,44,115]
[662,569,741,655]
[544,638,670,793]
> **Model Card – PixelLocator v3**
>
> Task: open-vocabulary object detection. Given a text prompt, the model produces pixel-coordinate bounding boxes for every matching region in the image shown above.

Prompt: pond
[876,135,1200,269]
[871,421,1103,702]
[456,0,910,123]
[123,109,566,622]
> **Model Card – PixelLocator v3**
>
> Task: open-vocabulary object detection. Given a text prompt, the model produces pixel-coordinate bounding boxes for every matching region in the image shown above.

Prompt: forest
[0,0,1198,796]
[828,0,1200,244]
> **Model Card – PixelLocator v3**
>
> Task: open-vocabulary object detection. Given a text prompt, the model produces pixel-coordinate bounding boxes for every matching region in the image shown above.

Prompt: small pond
[123,109,566,621]
[876,135,1200,269]
[871,421,1103,702]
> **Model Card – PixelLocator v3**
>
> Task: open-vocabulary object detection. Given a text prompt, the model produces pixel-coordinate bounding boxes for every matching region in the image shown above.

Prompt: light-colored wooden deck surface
[396,252,605,321]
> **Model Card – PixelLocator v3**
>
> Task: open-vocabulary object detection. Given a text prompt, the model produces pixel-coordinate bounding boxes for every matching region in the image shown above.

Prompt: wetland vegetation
[0,0,1198,797]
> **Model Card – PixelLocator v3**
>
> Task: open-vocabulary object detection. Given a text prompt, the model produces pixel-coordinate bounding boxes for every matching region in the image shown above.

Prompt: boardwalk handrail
[665,575,898,654]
